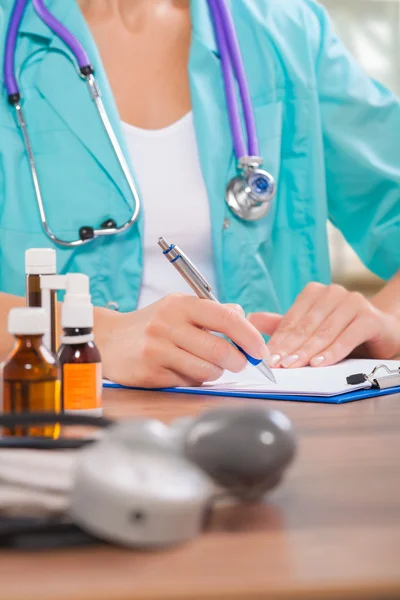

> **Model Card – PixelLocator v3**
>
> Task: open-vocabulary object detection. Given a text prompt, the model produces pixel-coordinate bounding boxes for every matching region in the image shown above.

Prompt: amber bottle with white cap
[25,248,58,353]
[25,248,56,304]
[57,274,102,416]
[2,307,60,438]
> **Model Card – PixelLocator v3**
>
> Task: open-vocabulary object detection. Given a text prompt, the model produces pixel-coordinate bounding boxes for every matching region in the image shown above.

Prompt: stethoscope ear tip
[101,219,117,230]
[78,219,118,242]
[79,226,95,241]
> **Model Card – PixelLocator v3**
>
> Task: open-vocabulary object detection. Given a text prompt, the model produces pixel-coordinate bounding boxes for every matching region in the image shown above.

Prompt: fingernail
[268,354,281,367]
[234,304,245,316]
[281,354,299,368]
[311,356,325,367]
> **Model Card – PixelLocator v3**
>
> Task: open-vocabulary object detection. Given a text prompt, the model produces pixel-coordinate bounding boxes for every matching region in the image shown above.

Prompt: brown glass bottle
[26,273,42,308]
[2,308,61,438]
[58,328,102,416]
[25,248,58,354]
[26,275,57,354]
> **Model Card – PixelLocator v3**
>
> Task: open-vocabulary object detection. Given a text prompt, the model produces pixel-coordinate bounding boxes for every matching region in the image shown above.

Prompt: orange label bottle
[57,274,102,416]
[59,342,102,415]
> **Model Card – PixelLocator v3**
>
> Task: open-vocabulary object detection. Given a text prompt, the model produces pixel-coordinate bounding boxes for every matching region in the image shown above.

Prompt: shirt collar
[17,0,72,43]
[190,0,218,55]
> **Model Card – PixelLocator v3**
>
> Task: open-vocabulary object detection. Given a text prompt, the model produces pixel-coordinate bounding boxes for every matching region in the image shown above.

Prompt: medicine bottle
[57,274,102,416]
[2,307,61,438]
[25,248,58,353]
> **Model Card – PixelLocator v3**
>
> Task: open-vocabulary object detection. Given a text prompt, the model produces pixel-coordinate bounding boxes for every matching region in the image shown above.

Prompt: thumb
[247,312,282,336]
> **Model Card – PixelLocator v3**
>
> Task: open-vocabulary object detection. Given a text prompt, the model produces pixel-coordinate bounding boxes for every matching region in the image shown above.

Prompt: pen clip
[176,247,213,292]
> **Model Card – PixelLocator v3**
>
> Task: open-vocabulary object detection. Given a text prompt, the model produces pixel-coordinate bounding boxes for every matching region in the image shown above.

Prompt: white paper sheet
[176,359,400,397]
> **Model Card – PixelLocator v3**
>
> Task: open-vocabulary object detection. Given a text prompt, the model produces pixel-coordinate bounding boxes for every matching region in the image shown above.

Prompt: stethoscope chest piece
[226,167,276,222]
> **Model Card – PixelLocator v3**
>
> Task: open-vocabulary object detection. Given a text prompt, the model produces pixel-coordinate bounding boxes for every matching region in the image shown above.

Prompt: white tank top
[121,113,218,309]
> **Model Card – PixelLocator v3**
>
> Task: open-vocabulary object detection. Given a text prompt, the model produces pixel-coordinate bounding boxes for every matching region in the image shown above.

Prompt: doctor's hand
[96,294,269,388]
[248,282,400,368]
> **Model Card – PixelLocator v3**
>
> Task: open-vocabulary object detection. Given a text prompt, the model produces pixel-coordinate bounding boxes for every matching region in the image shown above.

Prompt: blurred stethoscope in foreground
[3,0,277,247]
[0,405,295,549]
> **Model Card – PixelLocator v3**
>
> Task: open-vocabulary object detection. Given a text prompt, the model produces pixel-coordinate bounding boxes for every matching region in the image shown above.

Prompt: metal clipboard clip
[346,364,400,389]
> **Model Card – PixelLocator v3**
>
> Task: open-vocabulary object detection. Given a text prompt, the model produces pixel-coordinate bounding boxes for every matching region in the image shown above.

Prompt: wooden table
[1,389,400,600]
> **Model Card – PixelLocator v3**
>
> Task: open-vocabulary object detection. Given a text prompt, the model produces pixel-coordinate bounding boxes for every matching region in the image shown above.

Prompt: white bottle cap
[8,308,48,335]
[25,248,56,275]
[62,304,94,329]
[64,273,90,300]
[62,274,93,329]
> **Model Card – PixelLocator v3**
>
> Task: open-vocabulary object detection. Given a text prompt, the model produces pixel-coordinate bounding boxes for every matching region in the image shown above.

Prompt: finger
[140,332,224,385]
[266,283,325,364]
[303,292,379,367]
[225,303,246,317]
[162,342,224,383]
[184,298,268,361]
[309,312,380,367]
[247,312,282,336]
[287,295,360,367]
[164,370,203,388]
[135,367,199,389]
[271,285,348,368]
[171,324,247,373]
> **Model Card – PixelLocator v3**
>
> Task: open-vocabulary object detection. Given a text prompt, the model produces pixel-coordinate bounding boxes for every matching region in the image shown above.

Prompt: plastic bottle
[57,274,102,416]
[2,307,61,438]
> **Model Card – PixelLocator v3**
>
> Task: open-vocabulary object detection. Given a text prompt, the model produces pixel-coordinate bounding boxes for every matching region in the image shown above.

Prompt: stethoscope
[3,0,277,247]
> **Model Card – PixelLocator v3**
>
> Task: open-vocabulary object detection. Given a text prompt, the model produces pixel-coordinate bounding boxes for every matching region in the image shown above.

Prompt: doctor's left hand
[248,282,400,368]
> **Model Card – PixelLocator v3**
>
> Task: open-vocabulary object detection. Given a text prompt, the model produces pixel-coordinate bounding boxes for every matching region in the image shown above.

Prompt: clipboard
[103,359,400,405]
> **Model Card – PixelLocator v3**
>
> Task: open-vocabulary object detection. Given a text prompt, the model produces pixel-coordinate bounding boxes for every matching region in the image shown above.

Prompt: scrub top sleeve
[309,2,400,281]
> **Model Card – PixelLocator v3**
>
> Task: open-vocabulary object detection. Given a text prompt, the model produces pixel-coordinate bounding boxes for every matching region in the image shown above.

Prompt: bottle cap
[62,274,93,329]
[64,273,90,302]
[8,308,48,335]
[25,248,56,275]
[62,304,94,329]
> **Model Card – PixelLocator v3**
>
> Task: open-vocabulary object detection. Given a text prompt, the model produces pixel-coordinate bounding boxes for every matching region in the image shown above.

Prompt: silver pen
[158,237,276,384]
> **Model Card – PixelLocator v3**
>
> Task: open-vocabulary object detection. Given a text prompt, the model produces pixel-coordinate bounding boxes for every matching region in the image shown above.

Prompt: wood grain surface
[1,388,400,600]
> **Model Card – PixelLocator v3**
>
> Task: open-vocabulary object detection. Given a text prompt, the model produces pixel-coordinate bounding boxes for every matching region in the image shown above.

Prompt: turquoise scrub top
[1,0,400,314]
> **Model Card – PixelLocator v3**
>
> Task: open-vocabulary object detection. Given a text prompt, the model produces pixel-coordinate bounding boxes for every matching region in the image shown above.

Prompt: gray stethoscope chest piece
[226,166,276,222]
[181,405,296,501]
[70,439,214,548]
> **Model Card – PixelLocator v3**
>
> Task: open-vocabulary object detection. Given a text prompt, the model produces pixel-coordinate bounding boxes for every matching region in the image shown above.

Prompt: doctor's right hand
[95,293,268,388]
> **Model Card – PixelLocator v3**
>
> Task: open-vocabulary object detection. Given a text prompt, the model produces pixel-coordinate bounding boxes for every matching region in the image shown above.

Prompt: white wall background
[320,0,400,286]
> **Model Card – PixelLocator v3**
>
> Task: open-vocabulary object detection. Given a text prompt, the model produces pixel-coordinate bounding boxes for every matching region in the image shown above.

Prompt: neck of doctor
[77,0,189,25]
[77,0,192,129]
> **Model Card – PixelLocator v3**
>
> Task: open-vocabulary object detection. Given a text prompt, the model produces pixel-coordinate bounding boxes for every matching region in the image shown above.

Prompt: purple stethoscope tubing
[3,0,26,97]
[4,0,90,97]
[206,0,259,158]
[31,0,91,68]
[4,0,260,164]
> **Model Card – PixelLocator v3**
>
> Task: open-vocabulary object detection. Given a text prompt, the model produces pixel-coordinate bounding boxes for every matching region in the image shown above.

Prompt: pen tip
[158,237,169,251]
[257,360,277,384]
